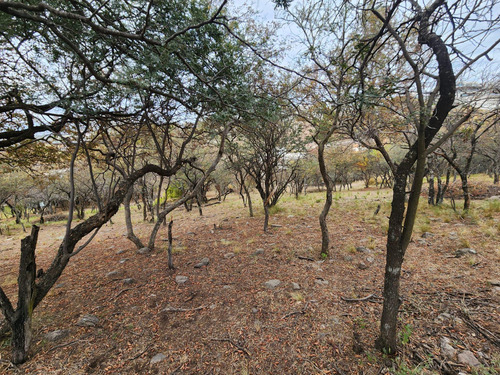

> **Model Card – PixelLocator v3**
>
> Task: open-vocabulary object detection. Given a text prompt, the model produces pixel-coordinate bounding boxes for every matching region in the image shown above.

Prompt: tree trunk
[124,186,145,249]
[263,204,269,232]
[318,141,334,258]
[427,175,435,205]
[11,226,39,364]
[376,174,407,354]
[243,184,253,217]
[460,173,470,210]
[167,219,174,269]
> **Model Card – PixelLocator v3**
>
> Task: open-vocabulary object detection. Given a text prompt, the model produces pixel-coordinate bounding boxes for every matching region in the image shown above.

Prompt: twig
[112,283,145,301]
[297,256,315,262]
[47,334,92,353]
[127,344,152,361]
[460,311,500,348]
[282,302,309,319]
[162,305,206,313]
[340,294,377,302]
[210,337,250,357]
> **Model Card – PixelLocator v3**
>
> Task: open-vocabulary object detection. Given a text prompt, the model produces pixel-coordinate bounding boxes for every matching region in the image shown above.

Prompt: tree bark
[263,204,269,232]
[124,186,145,249]
[167,219,174,269]
[318,141,334,258]
[11,225,39,364]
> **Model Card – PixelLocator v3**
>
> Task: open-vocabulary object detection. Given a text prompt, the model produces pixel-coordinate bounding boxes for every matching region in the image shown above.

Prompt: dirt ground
[0,185,499,374]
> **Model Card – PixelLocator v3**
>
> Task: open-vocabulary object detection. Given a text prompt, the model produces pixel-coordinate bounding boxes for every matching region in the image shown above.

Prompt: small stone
[357,262,369,270]
[150,353,167,365]
[254,249,264,255]
[314,278,328,286]
[366,257,375,263]
[76,314,99,327]
[44,329,69,342]
[487,195,500,201]
[440,337,457,360]
[356,246,371,253]
[291,282,301,290]
[194,257,210,268]
[116,249,126,255]
[343,255,353,262]
[421,232,434,238]
[224,252,235,259]
[437,312,452,321]
[488,280,500,286]
[458,350,480,367]
[264,279,281,289]
[123,278,135,285]
[251,308,258,313]
[137,247,151,255]
[106,270,120,278]
[119,258,129,264]
[175,276,189,285]
[55,283,65,289]
[222,285,233,289]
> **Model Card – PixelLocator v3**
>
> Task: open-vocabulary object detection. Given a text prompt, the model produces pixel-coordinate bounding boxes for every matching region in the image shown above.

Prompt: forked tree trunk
[124,186,145,249]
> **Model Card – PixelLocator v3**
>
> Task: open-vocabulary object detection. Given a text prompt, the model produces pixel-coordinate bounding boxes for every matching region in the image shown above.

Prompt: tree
[0,0,243,363]
[351,0,499,353]
[229,96,304,231]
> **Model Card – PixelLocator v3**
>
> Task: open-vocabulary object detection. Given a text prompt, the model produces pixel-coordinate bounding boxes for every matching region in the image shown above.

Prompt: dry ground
[0,184,499,374]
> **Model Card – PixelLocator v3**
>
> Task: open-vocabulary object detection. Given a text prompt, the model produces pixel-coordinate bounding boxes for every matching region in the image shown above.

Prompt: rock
[264,279,281,289]
[44,329,69,342]
[175,276,189,285]
[455,248,476,257]
[457,350,480,367]
[357,262,369,270]
[251,308,258,313]
[123,278,135,285]
[106,270,120,278]
[343,255,353,262]
[76,314,99,327]
[137,247,151,255]
[224,252,235,259]
[440,337,457,360]
[119,258,129,264]
[356,246,371,254]
[488,280,500,286]
[253,249,264,255]
[55,283,65,289]
[421,232,434,238]
[437,312,452,321]
[194,257,210,268]
[291,282,301,290]
[366,257,375,264]
[150,353,167,365]
[314,278,328,286]
[487,195,500,201]
[116,249,126,255]
[222,285,233,289]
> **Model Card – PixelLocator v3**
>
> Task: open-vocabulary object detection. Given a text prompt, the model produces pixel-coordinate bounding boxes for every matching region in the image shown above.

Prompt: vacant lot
[1,184,499,374]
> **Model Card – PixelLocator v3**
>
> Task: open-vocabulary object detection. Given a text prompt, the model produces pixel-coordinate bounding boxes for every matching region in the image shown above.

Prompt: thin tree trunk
[243,184,253,217]
[427,175,435,205]
[167,219,174,269]
[318,141,333,258]
[124,186,145,249]
[263,204,269,232]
